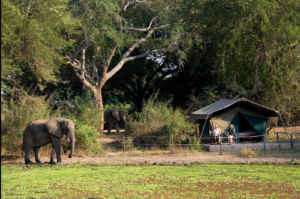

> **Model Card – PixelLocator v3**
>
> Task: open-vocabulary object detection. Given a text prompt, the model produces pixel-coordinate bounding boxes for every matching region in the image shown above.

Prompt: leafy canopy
[1,0,80,90]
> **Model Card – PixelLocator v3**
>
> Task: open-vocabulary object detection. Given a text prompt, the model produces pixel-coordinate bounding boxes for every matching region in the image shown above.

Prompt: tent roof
[189,98,279,120]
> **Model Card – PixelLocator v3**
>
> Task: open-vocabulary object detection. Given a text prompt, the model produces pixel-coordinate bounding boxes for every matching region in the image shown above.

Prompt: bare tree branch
[121,0,135,12]
[126,49,166,62]
[84,71,94,84]
[65,29,94,88]
[92,57,100,83]
[122,0,160,13]
[121,23,169,32]
[81,30,88,71]
[106,28,162,81]
[121,16,158,32]
[101,45,117,80]
[74,29,88,58]
[66,55,94,90]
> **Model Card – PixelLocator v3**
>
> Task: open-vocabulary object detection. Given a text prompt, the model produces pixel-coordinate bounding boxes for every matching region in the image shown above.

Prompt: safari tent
[189,98,280,142]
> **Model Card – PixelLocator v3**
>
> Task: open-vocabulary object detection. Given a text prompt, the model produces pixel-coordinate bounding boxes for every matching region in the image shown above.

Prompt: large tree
[64,0,181,131]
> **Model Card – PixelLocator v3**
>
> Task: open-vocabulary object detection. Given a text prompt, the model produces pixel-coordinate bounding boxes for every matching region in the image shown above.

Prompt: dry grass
[267,126,300,134]
[240,148,257,158]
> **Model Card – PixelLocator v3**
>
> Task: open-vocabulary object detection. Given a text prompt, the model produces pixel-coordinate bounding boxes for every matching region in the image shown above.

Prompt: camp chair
[221,132,228,143]
[210,134,221,144]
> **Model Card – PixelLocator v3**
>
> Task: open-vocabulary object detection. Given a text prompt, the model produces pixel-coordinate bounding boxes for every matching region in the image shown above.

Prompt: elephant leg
[50,144,56,164]
[51,137,62,163]
[107,120,113,135]
[114,121,120,136]
[24,145,34,164]
[33,146,43,164]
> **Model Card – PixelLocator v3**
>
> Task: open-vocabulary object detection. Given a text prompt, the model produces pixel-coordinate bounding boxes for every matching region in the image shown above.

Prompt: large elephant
[104,109,127,135]
[23,118,75,164]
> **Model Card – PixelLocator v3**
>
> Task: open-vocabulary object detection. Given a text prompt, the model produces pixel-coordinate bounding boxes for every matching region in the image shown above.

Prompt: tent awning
[189,98,279,119]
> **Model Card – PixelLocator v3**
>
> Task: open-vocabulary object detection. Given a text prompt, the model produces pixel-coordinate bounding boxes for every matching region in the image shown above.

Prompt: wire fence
[121,133,300,154]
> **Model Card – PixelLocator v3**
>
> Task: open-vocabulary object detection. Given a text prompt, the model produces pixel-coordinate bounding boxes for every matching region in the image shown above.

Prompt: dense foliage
[123,94,195,145]
[182,0,300,123]
[1,0,300,155]
[1,0,80,91]
[1,90,104,155]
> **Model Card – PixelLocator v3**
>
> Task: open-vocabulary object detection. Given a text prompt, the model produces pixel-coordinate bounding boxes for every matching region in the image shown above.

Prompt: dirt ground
[2,131,300,166]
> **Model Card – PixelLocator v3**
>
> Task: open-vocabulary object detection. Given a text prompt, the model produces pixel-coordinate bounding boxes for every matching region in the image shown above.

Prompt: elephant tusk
[68,137,70,142]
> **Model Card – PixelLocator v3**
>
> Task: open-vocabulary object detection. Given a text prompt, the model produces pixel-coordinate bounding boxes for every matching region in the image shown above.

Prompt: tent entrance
[238,113,260,141]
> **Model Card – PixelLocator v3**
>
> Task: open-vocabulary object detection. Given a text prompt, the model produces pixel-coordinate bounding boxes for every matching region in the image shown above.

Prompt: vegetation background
[1,0,299,155]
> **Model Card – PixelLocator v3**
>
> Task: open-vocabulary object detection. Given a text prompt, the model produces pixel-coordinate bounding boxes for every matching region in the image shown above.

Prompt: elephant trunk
[68,128,75,158]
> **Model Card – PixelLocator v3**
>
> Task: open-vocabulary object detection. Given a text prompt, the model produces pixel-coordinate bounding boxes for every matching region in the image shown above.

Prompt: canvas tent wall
[190,98,279,142]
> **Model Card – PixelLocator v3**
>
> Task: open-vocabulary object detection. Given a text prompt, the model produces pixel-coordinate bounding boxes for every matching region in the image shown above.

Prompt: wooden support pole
[220,135,222,155]
[123,136,125,154]
[276,132,279,143]
[263,134,266,154]
[199,114,210,140]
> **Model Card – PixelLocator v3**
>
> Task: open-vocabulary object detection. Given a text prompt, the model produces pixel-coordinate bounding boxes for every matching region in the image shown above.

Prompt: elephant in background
[104,109,127,135]
[22,118,75,164]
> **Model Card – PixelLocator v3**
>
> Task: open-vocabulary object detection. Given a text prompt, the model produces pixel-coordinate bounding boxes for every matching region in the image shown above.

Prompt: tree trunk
[92,87,105,135]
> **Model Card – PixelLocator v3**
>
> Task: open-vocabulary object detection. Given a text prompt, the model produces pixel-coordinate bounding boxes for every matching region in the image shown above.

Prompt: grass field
[1,164,300,198]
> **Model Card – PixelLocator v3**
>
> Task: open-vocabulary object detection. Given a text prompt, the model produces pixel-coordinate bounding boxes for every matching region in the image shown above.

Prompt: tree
[183,0,300,124]
[64,0,181,131]
[1,0,80,92]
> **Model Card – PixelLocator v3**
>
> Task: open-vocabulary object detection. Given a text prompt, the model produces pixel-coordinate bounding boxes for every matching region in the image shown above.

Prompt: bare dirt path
[2,151,300,166]
[2,129,299,166]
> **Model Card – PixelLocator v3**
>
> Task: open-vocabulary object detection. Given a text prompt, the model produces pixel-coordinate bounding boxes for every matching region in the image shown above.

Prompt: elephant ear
[112,109,120,121]
[46,118,64,138]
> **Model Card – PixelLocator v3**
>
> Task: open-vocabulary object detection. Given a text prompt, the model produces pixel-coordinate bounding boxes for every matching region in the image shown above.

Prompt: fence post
[220,136,222,155]
[123,136,125,154]
[290,134,294,149]
[276,132,279,143]
[263,134,266,154]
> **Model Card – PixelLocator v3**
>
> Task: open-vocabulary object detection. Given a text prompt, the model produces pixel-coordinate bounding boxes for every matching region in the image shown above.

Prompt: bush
[72,118,104,154]
[60,92,104,132]
[1,88,59,154]
[59,92,104,154]
[188,136,203,152]
[123,94,195,146]
[1,89,104,155]
[241,148,257,158]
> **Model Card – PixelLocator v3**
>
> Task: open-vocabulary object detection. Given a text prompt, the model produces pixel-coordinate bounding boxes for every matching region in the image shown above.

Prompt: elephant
[22,118,75,164]
[104,109,127,135]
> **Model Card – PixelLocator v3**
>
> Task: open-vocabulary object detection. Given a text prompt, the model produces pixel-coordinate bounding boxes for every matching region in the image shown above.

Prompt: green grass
[1,164,300,198]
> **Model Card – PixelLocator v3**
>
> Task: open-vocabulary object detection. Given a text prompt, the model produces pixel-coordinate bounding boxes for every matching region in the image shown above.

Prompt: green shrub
[72,118,104,154]
[60,92,104,132]
[60,92,104,154]
[1,88,59,154]
[1,89,104,155]
[188,136,203,152]
[123,94,195,145]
